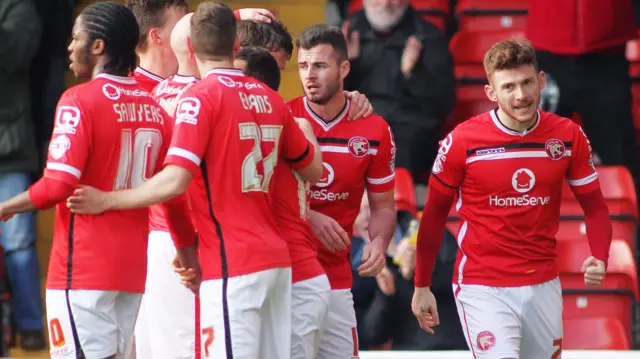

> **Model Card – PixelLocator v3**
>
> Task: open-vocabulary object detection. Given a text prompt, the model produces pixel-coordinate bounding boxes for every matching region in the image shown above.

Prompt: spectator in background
[0,0,45,350]
[343,0,455,183]
[528,0,639,188]
[353,193,466,350]
[31,0,76,172]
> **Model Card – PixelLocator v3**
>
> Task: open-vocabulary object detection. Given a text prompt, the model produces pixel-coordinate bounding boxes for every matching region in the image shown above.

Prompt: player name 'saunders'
[113,103,165,125]
[238,92,272,114]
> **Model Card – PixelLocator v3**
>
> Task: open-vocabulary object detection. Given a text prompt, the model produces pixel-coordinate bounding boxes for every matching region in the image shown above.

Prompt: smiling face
[297,44,349,105]
[485,64,546,124]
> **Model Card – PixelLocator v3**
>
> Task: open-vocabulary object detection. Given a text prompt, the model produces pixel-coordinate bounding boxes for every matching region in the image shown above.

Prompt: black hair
[81,1,140,75]
[237,46,281,91]
[296,24,348,62]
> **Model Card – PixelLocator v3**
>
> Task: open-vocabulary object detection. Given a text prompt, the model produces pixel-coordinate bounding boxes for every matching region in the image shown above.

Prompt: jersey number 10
[240,122,282,192]
[114,128,163,190]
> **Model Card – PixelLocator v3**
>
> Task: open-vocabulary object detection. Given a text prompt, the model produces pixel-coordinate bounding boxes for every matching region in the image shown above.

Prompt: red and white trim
[204,68,244,78]
[366,173,395,185]
[490,109,540,137]
[303,97,350,132]
[567,172,598,187]
[173,74,199,84]
[46,162,81,179]
[96,73,137,85]
[466,150,573,164]
[134,67,164,82]
[167,147,201,166]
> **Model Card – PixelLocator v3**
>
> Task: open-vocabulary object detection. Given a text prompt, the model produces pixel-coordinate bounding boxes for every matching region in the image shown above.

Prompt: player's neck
[307,92,347,122]
[176,65,199,79]
[138,51,175,79]
[91,61,128,80]
[497,107,537,133]
[197,59,235,78]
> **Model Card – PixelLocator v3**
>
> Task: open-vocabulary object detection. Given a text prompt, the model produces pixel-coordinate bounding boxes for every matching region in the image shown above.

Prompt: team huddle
[0,0,614,359]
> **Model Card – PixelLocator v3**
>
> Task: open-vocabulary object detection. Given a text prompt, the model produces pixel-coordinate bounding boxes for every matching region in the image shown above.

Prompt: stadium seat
[455,0,529,32]
[556,221,636,253]
[395,167,417,216]
[563,317,630,350]
[450,29,525,80]
[445,85,496,130]
[560,166,637,221]
[558,239,638,346]
[347,0,449,31]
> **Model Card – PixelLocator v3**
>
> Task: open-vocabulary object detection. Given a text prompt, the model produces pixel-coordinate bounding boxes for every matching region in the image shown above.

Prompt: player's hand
[66,185,110,214]
[174,247,201,294]
[341,21,360,60]
[237,8,276,23]
[308,210,350,252]
[582,256,606,287]
[0,206,14,222]
[344,91,373,121]
[375,265,396,295]
[358,239,386,277]
[412,286,439,334]
[401,36,422,78]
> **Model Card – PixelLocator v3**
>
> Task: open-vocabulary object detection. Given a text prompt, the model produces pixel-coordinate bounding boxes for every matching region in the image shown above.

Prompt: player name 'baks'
[113,102,165,125]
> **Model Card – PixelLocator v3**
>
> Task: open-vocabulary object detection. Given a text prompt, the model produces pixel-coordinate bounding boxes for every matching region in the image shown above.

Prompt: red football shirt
[269,156,325,283]
[431,109,599,287]
[132,66,164,93]
[165,68,314,280]
[148,74,198,233]
[288,96,396,289]
[45,74,172,292]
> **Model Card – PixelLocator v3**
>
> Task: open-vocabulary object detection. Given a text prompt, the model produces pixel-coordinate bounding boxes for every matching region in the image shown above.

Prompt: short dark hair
[296,24,348,62]
[237,47,281,91]
[237,20,293,58]
[190,1,236,60]
[81,2,139,74]
[126,0,189,50]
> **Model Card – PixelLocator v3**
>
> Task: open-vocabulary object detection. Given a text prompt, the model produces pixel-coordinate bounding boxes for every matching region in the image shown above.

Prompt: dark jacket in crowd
[344,6,455,130]
[0,0,41,173]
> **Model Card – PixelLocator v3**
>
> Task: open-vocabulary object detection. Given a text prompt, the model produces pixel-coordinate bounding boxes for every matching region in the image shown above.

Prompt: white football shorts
[316,289,360,359]
[46,289,142,359]
[199,267,292,359]
[291,274,331,359]
[454,278,563,359]
[134,230,197,359]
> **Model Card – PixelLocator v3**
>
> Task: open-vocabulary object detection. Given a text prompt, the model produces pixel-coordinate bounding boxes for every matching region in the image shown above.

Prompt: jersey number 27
[240,122,282,192]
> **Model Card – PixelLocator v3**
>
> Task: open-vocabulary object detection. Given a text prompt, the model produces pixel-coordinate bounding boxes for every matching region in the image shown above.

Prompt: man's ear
[484,83,497,102]
[340,59,350,80]
[187,36,195,60]
[91,39,105,56]
[149,28,162,46]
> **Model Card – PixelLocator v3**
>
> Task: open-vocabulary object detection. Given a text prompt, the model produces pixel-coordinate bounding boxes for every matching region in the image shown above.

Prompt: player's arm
[282,112,322,183]
[414,132,465,288]
[567,126,612,268]
[0,93,89,219]
[358,124,398,276]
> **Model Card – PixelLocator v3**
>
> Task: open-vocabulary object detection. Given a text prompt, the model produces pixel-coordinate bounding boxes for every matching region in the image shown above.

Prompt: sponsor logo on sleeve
[175,97,201,125]
[53,106,81,135]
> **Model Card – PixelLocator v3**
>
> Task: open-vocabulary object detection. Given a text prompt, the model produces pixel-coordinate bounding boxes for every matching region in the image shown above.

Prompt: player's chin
[510,105,536,121]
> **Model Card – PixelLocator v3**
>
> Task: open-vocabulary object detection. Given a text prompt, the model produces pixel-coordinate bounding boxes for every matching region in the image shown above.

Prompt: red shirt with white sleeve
[423,109,599,287]
[148,74,198,233]
[45,74,172,293]
[165,68,315,280]
[288,96,396,289]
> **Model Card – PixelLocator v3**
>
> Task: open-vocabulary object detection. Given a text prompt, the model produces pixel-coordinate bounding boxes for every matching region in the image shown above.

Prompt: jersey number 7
[239,123,282,192]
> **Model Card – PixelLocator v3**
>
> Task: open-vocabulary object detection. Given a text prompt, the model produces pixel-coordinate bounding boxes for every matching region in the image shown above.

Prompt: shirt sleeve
[366,125,396,193]
[164,91,212,175]
[43,91,91,187]
[567,125,599,195]
[280,110,314,170]
[429,129,466,195]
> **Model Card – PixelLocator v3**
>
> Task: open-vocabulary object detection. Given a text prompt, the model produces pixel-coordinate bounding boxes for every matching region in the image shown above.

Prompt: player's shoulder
[539,110,580,133]
[360,112,389,130]
[446,110,494,140]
